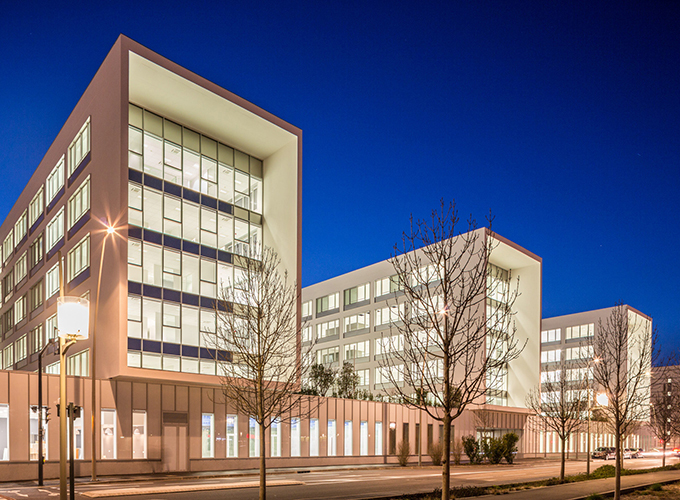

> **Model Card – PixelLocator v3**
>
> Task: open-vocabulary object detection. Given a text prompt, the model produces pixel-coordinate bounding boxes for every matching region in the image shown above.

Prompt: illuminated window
[68,118,90,176]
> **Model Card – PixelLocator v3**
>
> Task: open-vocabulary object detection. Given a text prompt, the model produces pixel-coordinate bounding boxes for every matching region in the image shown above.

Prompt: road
[1,457,677,500]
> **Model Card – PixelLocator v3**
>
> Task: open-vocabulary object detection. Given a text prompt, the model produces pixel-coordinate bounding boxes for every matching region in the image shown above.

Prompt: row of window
[1,234,89,341]
[2,119,90,267]
[540,366,594,384]
[307,264,512,319]
[201,415,380,459]
[128,182,261,260]
[1,177,90,313]
[304,305,406,342]
[0,406,135,462]
[128,105,263,214]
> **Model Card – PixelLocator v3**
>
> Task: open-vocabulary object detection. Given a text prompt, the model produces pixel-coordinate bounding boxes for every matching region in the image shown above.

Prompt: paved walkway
[484,469,680,500]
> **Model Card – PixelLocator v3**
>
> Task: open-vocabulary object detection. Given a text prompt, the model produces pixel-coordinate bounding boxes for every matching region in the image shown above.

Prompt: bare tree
[592,303,654,500]
[215,246,308,500]
[378,200,525,500]
[649,377,678,467]
[526,362,588,481]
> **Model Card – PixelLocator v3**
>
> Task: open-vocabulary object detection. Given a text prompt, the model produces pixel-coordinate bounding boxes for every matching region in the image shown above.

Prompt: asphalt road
[1,457,677,500]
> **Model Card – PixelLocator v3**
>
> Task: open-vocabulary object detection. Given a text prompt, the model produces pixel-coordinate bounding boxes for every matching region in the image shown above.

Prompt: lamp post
[57,295,90,500]
[91,224,115,482]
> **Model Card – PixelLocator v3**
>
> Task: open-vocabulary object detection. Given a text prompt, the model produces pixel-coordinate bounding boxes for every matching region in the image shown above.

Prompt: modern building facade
[302,229,542,413]
[538,306,654,454]
[0,34,304,476]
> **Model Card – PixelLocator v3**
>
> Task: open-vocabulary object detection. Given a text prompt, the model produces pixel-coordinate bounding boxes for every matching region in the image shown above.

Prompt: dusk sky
[1,2,678,354]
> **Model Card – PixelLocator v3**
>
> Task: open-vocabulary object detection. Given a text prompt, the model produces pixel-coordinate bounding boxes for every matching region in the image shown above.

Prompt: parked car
[622,448,633,459]
[605,448,618,460]
[631,448,643,459]
[592,447,615,459]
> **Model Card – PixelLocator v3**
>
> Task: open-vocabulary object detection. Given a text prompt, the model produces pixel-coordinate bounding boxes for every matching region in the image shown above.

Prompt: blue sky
[1,1,678,354]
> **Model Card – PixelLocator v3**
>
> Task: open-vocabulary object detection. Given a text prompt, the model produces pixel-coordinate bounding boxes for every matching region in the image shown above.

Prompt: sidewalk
[482,469,680,500]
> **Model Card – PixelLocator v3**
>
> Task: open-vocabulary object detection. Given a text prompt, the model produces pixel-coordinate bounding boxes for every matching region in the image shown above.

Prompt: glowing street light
[596,392,609,407]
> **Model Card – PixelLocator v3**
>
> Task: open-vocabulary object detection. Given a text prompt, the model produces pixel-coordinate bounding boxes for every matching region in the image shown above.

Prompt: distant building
[302,229,542,408]
[540,306,654,454]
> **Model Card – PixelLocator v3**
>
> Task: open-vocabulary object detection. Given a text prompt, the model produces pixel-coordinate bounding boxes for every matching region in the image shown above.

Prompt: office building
[539,306,654,454]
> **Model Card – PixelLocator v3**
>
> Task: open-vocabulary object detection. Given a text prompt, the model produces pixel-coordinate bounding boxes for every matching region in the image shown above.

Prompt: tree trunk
[614,428,621,500]
[442,414,451,500]
[260,421,266,500]
[663,441,666,468]
[560,437,566,482]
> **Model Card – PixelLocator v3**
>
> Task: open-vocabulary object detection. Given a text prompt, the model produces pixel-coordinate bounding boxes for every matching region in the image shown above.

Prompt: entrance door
[162,424,188,472]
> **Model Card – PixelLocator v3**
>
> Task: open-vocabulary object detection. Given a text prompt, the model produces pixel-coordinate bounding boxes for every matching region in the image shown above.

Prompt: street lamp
[586,356,601,476]
[58,295,89,500]
[91,223,116,481]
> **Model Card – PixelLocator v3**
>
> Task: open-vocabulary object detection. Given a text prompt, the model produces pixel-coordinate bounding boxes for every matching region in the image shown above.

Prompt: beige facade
[0,370,534,480]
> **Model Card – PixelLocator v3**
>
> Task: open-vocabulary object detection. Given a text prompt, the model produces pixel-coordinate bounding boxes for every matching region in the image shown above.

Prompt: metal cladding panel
[175,385,188,412]
[116,381,132,460]
[188,387,201,458]
[201,388,213,413]
[161,385,174,411]
[9,372,30,461]
[132,382,146,410]
[214,399,226,459]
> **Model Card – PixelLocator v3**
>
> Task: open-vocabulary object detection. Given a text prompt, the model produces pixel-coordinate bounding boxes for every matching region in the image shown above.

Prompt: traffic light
[44,407,51,423]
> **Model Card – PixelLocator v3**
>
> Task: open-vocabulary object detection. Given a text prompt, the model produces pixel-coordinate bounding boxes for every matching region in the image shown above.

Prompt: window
[101,409,116,459]
[67,350,89,376]
[344,283,369,306]
[375,304,404,326]
[540,328,561,343]
[290,418,301,457]
[375,365,404,384]
[327,419,337,456]
[30,324,44,354]
[565,345,595,361]
[14,295,27,325]
[68,118,90,176]
[15,210,27,245]
[0,405,8,461]
[302,326,312,343]
[68,176,90,228]
[132,411,147,459]
[375,334,404,355]
[67,234,89,282]
[301,300,312,318]
[47,157,65,205]
[566,323,595,340]
[15,335,27,362]
[3,230,13,263]
[29,234,43,269]
[249,417,260,457]
[316,346,339,365]
[226,415,238,458]
[2,270,13,302]
[30,407,48,461]
[14,251,27,283]
[360,421,368,456]
[46,207,64,251]
[375,421,383,455]
[29,187,44,228]
[250,176,262,214]
[310,418,319,456]
[2,345,12,370]
[316,319,340,339]
[202,413,214,458]
[344,420,353,456]
[30,280,43,311]
[357,369,370,386]
[270,418,281,457]
[46,314,57,341]
[541,349,562,363]
[316,292,339,314]
[344,312,370,332]
[344,341,370,360]
[46,264,60,299]
[375,275,402,298]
